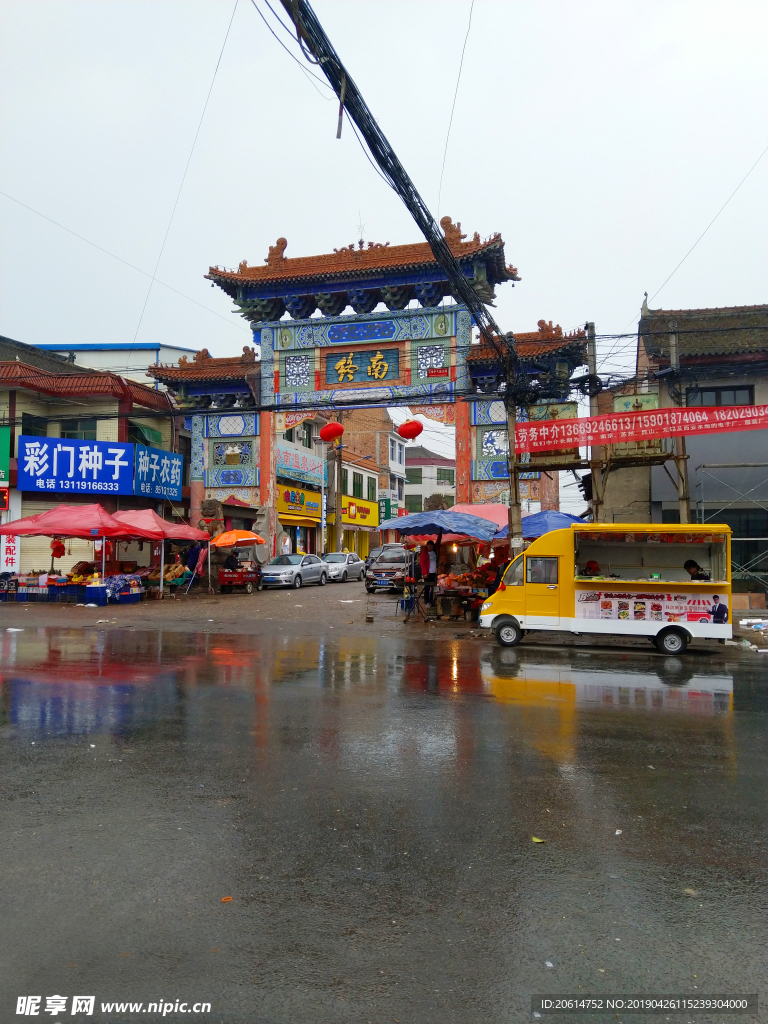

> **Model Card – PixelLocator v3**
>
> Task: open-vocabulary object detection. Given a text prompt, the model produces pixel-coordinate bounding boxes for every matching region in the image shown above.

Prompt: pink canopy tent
[0,503,169,577]
[111,509,209,598]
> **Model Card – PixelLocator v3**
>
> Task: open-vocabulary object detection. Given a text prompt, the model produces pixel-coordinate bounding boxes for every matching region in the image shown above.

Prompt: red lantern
[50,539,66,559]
[397,420,423,441]
[319,421,344,442]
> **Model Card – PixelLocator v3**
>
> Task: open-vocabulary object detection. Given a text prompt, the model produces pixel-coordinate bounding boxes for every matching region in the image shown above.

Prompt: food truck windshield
[573,530,728,584]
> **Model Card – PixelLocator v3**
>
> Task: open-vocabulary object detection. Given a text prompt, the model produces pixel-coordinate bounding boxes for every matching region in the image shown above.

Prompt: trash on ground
[615,829,623,835]
[220,896,232,903]
[6,628,24,632]
[532,837,545,843]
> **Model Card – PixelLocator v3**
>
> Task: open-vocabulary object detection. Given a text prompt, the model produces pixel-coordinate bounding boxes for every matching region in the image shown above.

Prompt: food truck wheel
[655,627,689,656]
[245,582,253,594]
[494,617,523,647]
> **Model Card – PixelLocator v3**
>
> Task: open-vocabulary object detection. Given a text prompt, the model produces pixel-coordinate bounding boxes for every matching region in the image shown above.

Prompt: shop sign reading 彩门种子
[17,436,135,496]
[134,445,183,501]
[333,495,379,528]
[276,487,322,519]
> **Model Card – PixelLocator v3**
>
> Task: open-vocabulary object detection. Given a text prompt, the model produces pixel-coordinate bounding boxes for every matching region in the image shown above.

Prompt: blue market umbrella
[493,510,586,540]
[378,510,499,543]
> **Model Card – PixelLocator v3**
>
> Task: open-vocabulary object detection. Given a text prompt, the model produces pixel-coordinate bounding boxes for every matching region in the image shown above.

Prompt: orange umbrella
[211,529,266,548]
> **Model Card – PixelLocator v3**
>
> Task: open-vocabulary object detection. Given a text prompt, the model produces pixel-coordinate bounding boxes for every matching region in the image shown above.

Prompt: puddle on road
[0,627,750,745]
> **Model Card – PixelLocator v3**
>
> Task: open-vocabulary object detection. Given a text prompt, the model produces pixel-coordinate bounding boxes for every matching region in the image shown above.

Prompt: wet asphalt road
[1,620,766,1024]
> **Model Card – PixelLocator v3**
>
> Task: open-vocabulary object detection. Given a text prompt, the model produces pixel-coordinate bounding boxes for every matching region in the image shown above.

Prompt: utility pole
[334,440,344,552]
[586,321,604,523]
[668,320,691,523]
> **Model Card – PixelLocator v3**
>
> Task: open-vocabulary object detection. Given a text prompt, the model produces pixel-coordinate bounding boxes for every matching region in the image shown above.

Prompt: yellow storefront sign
[276,485,322,520]
[327,494,379,528]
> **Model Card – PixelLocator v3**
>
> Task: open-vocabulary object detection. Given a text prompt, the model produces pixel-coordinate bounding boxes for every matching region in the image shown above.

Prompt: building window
[406,467,422,484]
[284,428,294,442]
[60,417,97,440]
[437,467,455,485]
[405,495,422,513]
[367,476,376,502]
[687,386,753,407]
[21,413,47,437]
[397,478,404,501]
[398,444,405,464]
[302,423,313,449]
[389,438,396,460]
[352,472,363,499]
[342,469,348,494]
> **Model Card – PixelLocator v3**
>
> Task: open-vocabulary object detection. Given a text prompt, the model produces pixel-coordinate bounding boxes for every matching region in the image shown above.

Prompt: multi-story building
[33,342,197,385]
[404,444,455,513]
[335,406,408,506]
[598,302,768,597]
[1,335,177,572]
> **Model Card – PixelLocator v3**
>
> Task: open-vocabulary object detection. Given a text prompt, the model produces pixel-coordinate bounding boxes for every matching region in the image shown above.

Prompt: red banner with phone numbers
[514,404,768,453]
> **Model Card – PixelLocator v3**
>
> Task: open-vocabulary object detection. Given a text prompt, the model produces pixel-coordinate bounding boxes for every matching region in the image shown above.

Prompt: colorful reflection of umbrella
[211,529,266,548]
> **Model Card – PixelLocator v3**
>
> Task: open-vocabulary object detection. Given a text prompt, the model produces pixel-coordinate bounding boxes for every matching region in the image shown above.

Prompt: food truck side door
[523,556,561,628]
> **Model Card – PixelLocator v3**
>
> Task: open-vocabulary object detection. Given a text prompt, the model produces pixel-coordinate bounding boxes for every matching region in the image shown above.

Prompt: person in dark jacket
[684,559,710,580]
[186,544,201,571]
[710,595,728,623]
[223,551,240,571]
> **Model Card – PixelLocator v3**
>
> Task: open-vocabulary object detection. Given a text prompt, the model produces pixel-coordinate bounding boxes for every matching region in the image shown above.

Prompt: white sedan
[321,552,366,582]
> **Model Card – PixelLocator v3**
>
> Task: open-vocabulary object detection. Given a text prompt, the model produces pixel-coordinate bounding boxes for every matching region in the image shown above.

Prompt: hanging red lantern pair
[397,420,423,441]
[319,421,344,442]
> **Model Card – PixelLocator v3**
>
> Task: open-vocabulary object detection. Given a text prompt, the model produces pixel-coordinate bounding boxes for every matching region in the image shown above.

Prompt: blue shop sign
[134,445,183,500]
[17,435,135,495]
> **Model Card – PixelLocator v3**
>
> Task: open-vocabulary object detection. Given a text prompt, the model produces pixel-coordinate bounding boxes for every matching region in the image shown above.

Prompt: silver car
[321,552,365,582]
[260,554,327,589]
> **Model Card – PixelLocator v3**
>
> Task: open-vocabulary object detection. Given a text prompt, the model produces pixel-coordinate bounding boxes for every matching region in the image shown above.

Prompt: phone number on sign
[57,480,121,491]
[532,994,757,1014]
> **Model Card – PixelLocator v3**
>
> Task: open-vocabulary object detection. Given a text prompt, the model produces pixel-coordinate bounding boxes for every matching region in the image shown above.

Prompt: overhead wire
[248,0,333,97]
[436,0,475,217]
[0,190,249,333]
[130,0,239,350]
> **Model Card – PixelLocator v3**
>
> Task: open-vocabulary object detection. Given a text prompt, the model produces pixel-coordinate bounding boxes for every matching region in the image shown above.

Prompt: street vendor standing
[420,541,438,606]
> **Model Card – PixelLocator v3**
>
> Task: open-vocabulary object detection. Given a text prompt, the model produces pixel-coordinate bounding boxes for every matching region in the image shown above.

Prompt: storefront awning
[279,514,321,527]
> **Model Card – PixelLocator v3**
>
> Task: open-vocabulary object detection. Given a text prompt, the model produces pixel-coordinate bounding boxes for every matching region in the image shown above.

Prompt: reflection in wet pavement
[1,628,766,1023]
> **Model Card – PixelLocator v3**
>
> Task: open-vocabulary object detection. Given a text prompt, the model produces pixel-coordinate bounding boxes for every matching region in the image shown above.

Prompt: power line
[0,190,249,333]
[647,143,768,305]
[620,143,768,331]
[248,0,333,98]
[130,0,239,350]
[436,0,475,217]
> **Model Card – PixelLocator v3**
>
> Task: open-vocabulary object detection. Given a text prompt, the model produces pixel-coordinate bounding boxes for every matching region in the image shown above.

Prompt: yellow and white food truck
[479,523,732,655]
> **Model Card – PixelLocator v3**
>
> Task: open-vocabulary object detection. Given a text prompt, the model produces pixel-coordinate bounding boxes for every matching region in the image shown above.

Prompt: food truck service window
[527,557,559,584]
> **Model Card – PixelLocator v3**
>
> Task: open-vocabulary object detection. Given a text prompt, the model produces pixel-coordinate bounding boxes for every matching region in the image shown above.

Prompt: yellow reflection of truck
[479,524,732,655]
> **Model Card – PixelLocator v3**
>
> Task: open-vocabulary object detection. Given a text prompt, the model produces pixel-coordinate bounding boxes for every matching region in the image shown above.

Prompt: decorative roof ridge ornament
[265,237,288,267]
[440,216,467,246]
[176,347,256,367]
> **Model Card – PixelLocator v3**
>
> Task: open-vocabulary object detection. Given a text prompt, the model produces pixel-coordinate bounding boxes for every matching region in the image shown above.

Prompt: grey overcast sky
[1,0,766,385]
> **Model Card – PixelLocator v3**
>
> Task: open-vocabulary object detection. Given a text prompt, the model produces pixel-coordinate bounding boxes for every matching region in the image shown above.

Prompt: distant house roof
[207,219,520,292]
[405,444,455,467]
[639,302,768,360]
[466,320,588,364]
[148,346,260,385]
[0,335,98,374]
